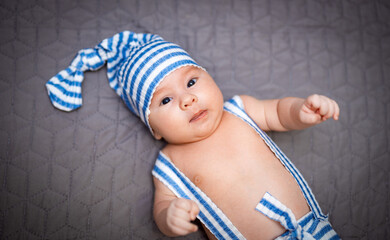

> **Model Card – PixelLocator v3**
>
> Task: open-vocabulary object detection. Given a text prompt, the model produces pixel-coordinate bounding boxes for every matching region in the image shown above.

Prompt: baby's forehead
[168,65,200,79]
[157,65,200,88]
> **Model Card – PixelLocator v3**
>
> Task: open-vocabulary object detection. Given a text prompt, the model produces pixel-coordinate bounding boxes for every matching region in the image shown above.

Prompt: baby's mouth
[190,110,207,123]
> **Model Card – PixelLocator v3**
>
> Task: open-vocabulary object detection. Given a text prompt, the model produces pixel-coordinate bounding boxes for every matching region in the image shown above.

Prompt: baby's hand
[166,198,200,236]
[299,94,340,125]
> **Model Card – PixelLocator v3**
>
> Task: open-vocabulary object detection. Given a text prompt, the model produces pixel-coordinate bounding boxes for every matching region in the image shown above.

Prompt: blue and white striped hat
[46,31,202,133]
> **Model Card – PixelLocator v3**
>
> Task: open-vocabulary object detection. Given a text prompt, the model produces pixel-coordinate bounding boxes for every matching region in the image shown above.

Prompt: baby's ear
[152,129,163,140]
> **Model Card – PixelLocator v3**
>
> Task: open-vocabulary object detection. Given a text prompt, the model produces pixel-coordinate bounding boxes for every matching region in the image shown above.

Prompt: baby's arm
[153,177,200,237]
[240,94,340,131]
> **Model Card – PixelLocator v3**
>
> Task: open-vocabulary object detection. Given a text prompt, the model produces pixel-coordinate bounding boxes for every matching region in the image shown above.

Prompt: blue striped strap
[152,152,245,240]
[223,96,327,221]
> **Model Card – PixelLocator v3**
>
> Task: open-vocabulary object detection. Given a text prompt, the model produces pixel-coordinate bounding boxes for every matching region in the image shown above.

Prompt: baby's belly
[173,112,311,239]
[192,152,310,240]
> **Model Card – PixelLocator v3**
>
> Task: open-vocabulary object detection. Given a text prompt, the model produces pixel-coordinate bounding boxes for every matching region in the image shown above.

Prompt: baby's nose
[180,94,198,109]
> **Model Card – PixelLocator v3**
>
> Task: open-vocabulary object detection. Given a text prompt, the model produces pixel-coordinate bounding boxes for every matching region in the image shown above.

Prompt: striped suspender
[224,96,327,221]
[153,153,245,240]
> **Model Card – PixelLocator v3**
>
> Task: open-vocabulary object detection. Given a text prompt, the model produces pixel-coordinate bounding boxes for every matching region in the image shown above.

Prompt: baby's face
[148,65,224,144]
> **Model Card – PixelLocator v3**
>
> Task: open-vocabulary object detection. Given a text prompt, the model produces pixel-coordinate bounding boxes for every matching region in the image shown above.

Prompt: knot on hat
[70,48,105,72]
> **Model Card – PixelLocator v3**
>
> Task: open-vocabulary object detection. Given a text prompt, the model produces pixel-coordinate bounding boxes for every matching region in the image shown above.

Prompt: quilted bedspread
[1,0,389,239]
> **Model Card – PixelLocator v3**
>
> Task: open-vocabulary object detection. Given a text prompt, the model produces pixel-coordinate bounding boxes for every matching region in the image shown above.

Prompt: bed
[1,0,389,239]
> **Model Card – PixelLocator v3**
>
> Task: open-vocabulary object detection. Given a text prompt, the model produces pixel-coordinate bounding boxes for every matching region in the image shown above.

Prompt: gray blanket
[1,0,389,239]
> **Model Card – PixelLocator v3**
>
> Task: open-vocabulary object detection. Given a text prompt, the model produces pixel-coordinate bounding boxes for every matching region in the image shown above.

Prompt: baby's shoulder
[159,144,189,167]
[159,144,174,160]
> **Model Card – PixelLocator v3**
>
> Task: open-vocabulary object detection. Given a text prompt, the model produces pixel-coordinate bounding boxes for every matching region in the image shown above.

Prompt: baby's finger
[171,199,198,222]
[333,100,340,120]
[189,201,200,220]
[322,97,334,120]
[317,96,329,118]
[306,94,321,111]
[169,218,198,235]
[174,199,193,212]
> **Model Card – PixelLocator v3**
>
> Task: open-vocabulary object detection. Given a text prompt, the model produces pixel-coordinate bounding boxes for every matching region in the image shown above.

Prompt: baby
[46,31,340,240]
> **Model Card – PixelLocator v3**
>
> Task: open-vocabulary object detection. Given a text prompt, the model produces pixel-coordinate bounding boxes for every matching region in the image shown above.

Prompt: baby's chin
[164,135,209,145]
[163,128,217,145]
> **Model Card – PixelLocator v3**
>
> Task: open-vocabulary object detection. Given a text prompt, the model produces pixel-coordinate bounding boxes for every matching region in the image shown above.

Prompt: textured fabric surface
[0,0,389,239]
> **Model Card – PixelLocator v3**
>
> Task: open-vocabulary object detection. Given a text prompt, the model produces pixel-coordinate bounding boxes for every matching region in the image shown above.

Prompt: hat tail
[45,47,106,111]
[45,31,157,112]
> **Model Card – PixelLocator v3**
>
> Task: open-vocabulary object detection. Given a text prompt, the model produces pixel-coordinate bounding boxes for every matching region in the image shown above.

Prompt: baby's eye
[187,78,197,88]
[161,97,172,105]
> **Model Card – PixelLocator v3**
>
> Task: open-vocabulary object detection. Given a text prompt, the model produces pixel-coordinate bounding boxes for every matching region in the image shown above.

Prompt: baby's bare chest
[166,115,310,238]
[173,116,288,201]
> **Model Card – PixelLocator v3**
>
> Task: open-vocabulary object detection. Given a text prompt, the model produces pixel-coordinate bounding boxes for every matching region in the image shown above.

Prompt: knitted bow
[256,192,316,240]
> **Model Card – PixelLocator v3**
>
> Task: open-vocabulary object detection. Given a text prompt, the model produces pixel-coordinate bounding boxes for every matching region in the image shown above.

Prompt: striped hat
[46,31,202,133]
